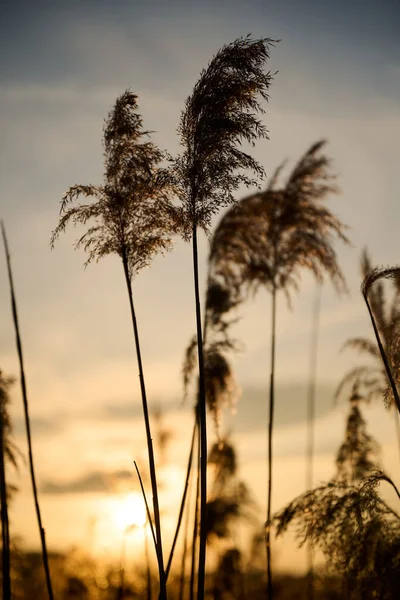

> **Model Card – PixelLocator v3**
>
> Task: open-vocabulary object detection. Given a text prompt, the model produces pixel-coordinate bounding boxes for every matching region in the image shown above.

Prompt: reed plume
[51,91,176,599]
[209,140,348,598]
[360,265,400,416]
[272,404,396,598]
[338,250,400,455]
[172,35,275,599]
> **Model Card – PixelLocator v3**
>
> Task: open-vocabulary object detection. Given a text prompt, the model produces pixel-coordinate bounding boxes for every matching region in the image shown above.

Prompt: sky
[0,0,400,576]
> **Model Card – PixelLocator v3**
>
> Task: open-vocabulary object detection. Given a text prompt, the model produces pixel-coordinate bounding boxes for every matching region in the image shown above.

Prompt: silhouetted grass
[0,372,11,600]
[172,35,275,600]
[338,250,400,458]
[1,223,54,600]
[305,283,322,600]
[361,265,400,415]
[209,140,349,599]
[5,30,400,600]
[51,92,176,600]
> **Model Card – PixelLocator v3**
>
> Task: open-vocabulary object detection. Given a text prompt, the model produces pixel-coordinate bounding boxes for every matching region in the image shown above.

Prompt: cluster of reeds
[207,139,349,598]
[337,251,400,453]
[49,35,276,600]
[4,29,399,600]
[270,253,400,599]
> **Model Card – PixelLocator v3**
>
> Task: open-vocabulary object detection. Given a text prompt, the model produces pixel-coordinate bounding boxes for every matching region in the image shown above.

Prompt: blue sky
[1,0,400,572]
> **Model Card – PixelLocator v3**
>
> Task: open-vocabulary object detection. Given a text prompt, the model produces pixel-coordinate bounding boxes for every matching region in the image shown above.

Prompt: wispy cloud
[40,468,134,495]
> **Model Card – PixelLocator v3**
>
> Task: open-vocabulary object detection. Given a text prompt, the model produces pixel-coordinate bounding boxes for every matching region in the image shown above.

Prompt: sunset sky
[0,0,399,574]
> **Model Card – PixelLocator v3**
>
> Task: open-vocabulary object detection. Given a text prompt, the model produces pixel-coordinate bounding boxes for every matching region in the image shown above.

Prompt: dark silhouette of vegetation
[338,250,400,455]
[6,30,400,600]
[0,370,17,600]
[202,437,257,600]
[180,281,241,598]
[172,35,275,600]
[272,380,400,599]
[305,283,322,600]
[1,223,54,600]
[361,264,400,416]
[213,548,245,600]
[206,438,256,544]
[166,421,196,580]
[275,472,400,599]
[190,444,201,600]
[335,386,380,483]
[178,442,194,600]
[51,91,177,600]
[209,140,349,598]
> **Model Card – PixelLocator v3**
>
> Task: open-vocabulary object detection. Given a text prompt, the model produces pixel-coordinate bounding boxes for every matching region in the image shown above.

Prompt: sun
[111,492,147,532]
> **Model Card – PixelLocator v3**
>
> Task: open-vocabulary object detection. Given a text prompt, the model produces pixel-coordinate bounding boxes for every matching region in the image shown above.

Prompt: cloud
[13,415,65,437]
[94,398,183,421]
[40,468,134,495]
[225,382,337,433]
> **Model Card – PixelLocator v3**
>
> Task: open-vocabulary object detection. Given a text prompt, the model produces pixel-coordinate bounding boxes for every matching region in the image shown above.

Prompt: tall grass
[1,223,54,600]
[339,251,400,457]
[172,36,274,598]
[166,419,196,579]
[175,271,242,590]
[306,283,322,600]
[51,92,176,599]
[361,266,400,415]
[209,140,348,597]
[0,373,11,600]
[179,446,194,600]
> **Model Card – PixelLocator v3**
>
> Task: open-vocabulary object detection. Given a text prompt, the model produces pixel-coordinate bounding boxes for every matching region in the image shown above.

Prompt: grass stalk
[134,461,158,554]
[0,417,11,600]
[306,284,322,600]
[266,282,276,600]
[191,222,208,600]
[394,411,400,463]
[1,222,54,600]
[145,523,153,600]
[166,417,197,578]
[179,438,195,600]
[125,254,167,600]
[190,427,201,600]
[363,293,400,415]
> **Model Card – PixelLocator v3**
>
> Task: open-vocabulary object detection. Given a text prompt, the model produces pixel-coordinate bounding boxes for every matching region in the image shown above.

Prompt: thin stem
[378,472,400,503]
[122,252,166,600]
[0,418,11,600]
[172,280,209,587]
[145,523,153,600]
[266,282,276,600]
[191,222,207,600]
[1,223,54,600]
[190,430,201,600]
[166,418,197,578]
[393,410,400,463]
[306,284,322,600]
[179,437,195,600]
[363,293,400,415]
[134,462,158,553]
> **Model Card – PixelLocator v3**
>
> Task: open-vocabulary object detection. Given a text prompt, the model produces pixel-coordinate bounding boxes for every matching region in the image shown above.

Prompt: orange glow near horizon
[111,492,147,532]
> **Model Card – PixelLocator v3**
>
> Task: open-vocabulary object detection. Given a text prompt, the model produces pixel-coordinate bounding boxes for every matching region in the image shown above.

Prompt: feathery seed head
[173,35,276,237]
[51,91,177,279]
[209,140,349,302]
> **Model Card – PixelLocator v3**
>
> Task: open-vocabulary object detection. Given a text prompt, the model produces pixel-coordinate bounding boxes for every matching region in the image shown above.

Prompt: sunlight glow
[111,492,147,532]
